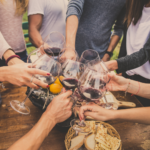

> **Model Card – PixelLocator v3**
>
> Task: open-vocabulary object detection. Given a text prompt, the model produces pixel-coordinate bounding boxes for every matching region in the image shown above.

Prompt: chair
[22,22,33,48]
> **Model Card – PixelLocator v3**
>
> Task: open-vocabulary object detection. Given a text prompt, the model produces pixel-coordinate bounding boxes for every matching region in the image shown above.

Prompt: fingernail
[47,73,50,75]
[47,85,49,88]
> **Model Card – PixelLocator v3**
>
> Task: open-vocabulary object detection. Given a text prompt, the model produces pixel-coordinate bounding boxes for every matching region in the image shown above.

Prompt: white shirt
[0,32,11,59]
[28,0,68,41]
[0,0,26,56]
[126,6,150,79]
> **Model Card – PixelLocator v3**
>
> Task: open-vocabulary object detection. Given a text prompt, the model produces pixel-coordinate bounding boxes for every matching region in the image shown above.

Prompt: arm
[106,72,150,99]
[28,14,43,48]
[8,90,73,150]
[105,36,150,72]
[0,64,50,88]
[79,103,150,124]
[0,32,24,65]
[66,0,85,48]
[102,6,125,62]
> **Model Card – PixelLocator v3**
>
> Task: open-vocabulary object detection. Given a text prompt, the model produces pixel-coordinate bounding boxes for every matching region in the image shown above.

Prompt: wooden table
[0,83,150,150]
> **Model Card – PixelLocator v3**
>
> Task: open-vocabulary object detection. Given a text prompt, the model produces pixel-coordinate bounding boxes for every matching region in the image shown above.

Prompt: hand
[105,60,118,71]
[4,63,50,88]
[79,103,114,121]
[39,43,49,55]
[59,47,78,63]
[45,89,73,124]
[102,54,110,62]
[106,72,128,92]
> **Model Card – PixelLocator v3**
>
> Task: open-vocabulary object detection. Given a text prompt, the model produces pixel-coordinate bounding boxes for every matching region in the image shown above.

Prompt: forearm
[117,37,150,73]
[3,49,24,66]
[8,112,56,150]
[66,15,79,48]
[125,79,150,99]
[112,107,150,124]
[29,28,43,48]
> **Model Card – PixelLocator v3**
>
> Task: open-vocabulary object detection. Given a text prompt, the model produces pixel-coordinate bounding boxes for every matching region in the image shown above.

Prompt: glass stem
[21,88,34,106]
[104,95,108,104]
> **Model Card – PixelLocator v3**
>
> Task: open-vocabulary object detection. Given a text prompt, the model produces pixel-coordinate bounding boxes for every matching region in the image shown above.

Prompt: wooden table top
[0,83,150,150]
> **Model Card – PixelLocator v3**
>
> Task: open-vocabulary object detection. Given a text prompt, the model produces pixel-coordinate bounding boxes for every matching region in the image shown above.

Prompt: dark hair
[125,0,150,27]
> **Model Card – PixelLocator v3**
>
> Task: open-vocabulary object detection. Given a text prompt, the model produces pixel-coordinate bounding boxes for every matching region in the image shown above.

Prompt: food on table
[54,77,63,88]
[69,135,85,150]
[66,121,121,150]
[95,124,121,150]
[84,133,96,150]
[49,83,62,94]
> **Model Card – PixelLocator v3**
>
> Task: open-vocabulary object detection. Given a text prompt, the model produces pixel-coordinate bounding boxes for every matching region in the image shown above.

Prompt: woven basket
[65,121,122,150]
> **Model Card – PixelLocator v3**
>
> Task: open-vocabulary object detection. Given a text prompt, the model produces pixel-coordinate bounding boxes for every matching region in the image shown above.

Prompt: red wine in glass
[79,86,103,101]
[49,47,61,56]
[60,78,78,90]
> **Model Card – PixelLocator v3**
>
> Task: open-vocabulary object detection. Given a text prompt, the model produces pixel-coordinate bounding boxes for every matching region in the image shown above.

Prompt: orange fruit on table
[54,77,63,88]
[49,83,62,94]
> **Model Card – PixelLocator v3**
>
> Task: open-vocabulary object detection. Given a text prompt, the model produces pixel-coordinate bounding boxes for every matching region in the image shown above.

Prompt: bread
[69,135,84,150]
[84,134,96,150]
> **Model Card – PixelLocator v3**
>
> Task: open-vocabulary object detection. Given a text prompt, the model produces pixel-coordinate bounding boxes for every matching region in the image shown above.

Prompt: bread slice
[84,134,96,150]
[69,135,84,150]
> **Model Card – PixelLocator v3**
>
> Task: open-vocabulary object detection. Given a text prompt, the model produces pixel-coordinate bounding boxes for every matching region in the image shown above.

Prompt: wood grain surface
[0,82,150,150]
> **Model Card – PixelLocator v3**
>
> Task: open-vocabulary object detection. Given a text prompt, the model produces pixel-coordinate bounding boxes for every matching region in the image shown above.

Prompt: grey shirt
[66,0,126,57]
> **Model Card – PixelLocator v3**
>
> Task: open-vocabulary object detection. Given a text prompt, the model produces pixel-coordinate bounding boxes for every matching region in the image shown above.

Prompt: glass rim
[80,49,100,62]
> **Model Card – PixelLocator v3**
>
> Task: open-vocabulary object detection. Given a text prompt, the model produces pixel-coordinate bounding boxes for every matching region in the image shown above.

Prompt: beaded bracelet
[125,79,130,96]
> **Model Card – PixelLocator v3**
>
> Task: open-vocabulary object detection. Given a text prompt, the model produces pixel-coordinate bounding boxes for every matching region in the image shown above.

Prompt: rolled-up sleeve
[66,0,85,21]
[116,36,150,73]
[112,6,126,38]
[0,32,11,59]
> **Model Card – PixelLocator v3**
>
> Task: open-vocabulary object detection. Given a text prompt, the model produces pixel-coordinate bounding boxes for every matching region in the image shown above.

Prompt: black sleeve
[116,36,150,73]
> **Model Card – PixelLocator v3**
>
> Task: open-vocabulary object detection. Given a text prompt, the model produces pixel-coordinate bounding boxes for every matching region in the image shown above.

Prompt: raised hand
[106,72,128,92]
[3,63,50,89]
[45,89,73,124]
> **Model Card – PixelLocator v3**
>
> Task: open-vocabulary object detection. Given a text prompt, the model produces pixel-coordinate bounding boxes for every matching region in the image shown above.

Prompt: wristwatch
[105,51,113,57]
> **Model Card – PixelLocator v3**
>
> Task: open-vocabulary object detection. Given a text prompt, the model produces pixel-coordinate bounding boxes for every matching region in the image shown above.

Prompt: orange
[54,77,63,88]
[49,83,62,94]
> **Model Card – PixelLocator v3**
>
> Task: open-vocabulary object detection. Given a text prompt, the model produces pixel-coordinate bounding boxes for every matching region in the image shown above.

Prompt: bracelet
[131,81,140,96]
[125,79,130,96]
[5,55,21,65]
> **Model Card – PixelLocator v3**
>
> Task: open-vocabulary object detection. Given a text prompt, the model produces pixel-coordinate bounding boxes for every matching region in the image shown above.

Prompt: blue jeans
[0,50,28,67]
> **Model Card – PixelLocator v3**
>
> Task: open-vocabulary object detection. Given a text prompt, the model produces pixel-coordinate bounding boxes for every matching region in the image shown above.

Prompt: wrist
[3,49,15,60]
[43,111,56,127]
[7,57,24,66]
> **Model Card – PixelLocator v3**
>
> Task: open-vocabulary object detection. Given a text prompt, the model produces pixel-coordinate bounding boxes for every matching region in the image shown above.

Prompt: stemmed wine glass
[79,49,100,65]
[70,68,107,132]
[88,61,118,109]
[43,31,65,60]
[59,59,85,91]
[10,52,61,115]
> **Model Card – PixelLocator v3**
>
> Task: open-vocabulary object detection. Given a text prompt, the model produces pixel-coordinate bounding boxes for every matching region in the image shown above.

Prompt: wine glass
[58,47,79,64]
[59,59,85,91]
[43,31,65,60]
[71,68,107,130]
[88,61,118,109]
[10,53,61,115]
[79,49,100,65]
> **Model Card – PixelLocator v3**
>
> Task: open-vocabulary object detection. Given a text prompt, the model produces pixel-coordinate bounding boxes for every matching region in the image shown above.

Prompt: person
[79,72,150,125]
[7,89,73,150]
[0,63,50,89]
[105,0,150,106]
[64,0,126,61]
[0,0,28,66]
[105,36,150,73]
[28,0,68,48]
